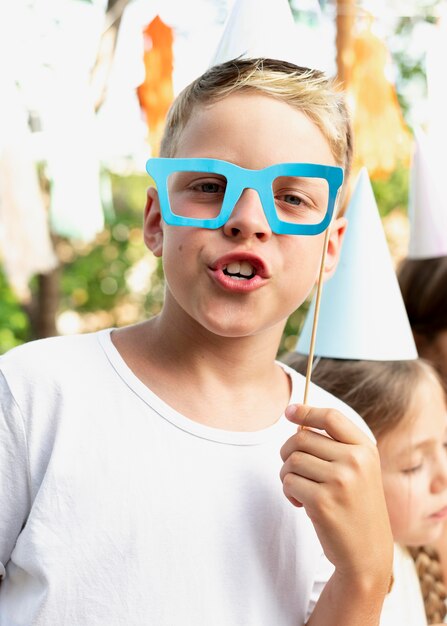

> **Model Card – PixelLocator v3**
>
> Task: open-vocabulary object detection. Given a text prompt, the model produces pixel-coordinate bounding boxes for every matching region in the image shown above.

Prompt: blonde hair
[410,546,447,624]
[282,356,438,438]
[160,58,353,180]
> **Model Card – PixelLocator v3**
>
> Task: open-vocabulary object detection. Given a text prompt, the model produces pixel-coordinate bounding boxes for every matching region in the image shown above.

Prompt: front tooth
[227,262,241,274]
[240,261,254,276]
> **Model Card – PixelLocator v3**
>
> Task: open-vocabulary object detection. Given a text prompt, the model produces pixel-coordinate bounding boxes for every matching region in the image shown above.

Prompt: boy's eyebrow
[275,176,326,185]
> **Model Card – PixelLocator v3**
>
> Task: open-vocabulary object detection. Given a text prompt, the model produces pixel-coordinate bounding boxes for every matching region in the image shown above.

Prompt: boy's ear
[143,187,164,257]
[322,216,347,281]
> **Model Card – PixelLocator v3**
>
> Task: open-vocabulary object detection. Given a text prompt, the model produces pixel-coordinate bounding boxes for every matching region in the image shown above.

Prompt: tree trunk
[336,0,356,86]
[22,267,61,339]
[33,267,60,339]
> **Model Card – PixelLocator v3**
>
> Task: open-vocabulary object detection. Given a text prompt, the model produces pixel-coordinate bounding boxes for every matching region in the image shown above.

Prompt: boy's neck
[143,306,284,380]
[111,313,292,431]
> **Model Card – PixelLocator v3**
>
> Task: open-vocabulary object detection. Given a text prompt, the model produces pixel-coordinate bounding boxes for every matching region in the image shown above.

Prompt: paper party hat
[407,128,447,259]
[210,0,303,67]
[296,167,418,360]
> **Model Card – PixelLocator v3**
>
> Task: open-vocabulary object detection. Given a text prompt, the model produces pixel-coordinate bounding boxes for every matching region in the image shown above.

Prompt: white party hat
[407,128,447,259]
[210,0,304,67]
[296,167,418,360]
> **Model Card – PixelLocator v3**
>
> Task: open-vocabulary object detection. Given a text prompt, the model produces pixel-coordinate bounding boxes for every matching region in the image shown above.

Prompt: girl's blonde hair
[160,58,353,181]
[283,355,439,438]
[410,546,447,624]
[282,353,447,622]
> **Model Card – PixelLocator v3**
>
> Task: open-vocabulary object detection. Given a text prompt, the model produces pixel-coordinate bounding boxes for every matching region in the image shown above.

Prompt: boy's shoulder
[0,330,109,388]
[0,330,115,435]
[281,362,375,442]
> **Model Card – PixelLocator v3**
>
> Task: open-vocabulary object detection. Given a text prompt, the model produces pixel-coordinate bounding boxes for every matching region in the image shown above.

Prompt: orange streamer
[137,15,174,157]
[346,24,411,180]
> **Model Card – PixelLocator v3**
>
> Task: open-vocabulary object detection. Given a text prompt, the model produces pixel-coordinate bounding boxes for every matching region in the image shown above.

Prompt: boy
[0,59,393,625]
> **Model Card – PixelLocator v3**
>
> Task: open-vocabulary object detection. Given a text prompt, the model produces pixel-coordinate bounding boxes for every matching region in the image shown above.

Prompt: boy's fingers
[282,472,323,508]
[280,450,331,484]
[280,427,337,463]
[285,404,371,446]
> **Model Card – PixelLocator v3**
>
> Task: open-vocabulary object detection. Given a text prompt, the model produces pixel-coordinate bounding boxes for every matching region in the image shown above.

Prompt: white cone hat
[210,0,303,67]
[408,128,447,259]
[296,168,418,360]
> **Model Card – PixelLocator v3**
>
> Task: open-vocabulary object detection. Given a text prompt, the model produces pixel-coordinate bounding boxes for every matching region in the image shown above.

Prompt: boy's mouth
[209,253,269,293]
[222,261,256,280]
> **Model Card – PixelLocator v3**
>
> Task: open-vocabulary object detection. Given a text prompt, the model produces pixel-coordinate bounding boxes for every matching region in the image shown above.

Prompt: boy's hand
[280,404,393,582]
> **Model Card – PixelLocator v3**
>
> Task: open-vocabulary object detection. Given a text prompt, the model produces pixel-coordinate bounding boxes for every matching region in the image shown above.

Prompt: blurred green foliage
[393,6,441,119]
[0,269,31,352]
[0,172,166,355]
[371,162,410,218]
[59,175,147,314]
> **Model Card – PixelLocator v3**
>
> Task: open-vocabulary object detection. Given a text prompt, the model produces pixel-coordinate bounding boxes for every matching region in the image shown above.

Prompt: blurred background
[0,0,444,355]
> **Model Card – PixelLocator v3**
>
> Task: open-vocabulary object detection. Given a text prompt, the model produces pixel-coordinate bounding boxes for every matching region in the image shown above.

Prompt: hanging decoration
[344,16,412,180]
[137,15,174,157]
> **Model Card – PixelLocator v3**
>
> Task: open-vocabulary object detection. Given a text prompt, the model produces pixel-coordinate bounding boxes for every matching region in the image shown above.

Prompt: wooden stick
[303,227,331,405]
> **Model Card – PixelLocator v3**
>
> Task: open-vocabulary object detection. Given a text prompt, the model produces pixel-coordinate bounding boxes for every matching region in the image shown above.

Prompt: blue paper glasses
[146,157,344,236]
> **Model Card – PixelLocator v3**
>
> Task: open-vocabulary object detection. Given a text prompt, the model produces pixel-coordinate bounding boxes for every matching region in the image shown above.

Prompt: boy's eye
[168,172,227,195]
[274,189,313,210]
[168,172,227,218]
[272,176,327,213]
[192,181,225,194]
[273,186,325,226]
[276,193,303,206]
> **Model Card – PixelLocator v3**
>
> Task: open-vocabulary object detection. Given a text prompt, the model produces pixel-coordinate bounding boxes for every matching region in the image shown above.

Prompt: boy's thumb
[285,404,304,423]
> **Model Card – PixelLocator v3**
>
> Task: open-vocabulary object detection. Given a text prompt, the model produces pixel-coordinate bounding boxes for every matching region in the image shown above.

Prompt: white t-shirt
[0,329,374,626]
[380,544,427,626]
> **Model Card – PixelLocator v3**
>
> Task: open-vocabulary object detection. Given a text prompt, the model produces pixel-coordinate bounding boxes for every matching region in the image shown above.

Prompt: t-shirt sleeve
[0,370,31,578]
[305,549,335,622]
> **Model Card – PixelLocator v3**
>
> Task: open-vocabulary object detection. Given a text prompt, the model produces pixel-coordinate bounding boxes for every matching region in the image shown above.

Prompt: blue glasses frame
[146,157,344,235]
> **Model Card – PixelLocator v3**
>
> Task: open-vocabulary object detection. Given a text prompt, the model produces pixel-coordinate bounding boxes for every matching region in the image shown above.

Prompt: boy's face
[144,91,346,339]
[380,376,447,546]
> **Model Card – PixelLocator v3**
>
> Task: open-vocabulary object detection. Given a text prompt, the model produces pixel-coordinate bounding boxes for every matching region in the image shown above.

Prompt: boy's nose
[222,188,272,241]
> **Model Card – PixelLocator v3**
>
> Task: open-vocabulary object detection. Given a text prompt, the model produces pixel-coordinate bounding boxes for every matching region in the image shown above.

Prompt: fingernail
[285,404,297,419]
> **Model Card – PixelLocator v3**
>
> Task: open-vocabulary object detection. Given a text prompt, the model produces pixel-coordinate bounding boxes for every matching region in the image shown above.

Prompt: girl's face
[379,374,447,546]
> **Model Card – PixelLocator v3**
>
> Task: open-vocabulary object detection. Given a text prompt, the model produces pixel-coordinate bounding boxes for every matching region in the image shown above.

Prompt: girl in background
[397,130,447,608]
[284,354,447,625]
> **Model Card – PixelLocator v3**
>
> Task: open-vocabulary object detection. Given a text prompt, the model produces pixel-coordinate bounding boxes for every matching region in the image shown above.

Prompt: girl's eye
[401,463,423,475]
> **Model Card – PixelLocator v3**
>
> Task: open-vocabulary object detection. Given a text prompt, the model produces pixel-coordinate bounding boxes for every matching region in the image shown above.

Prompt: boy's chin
[197,311,285,341]
[202,321,276,340]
